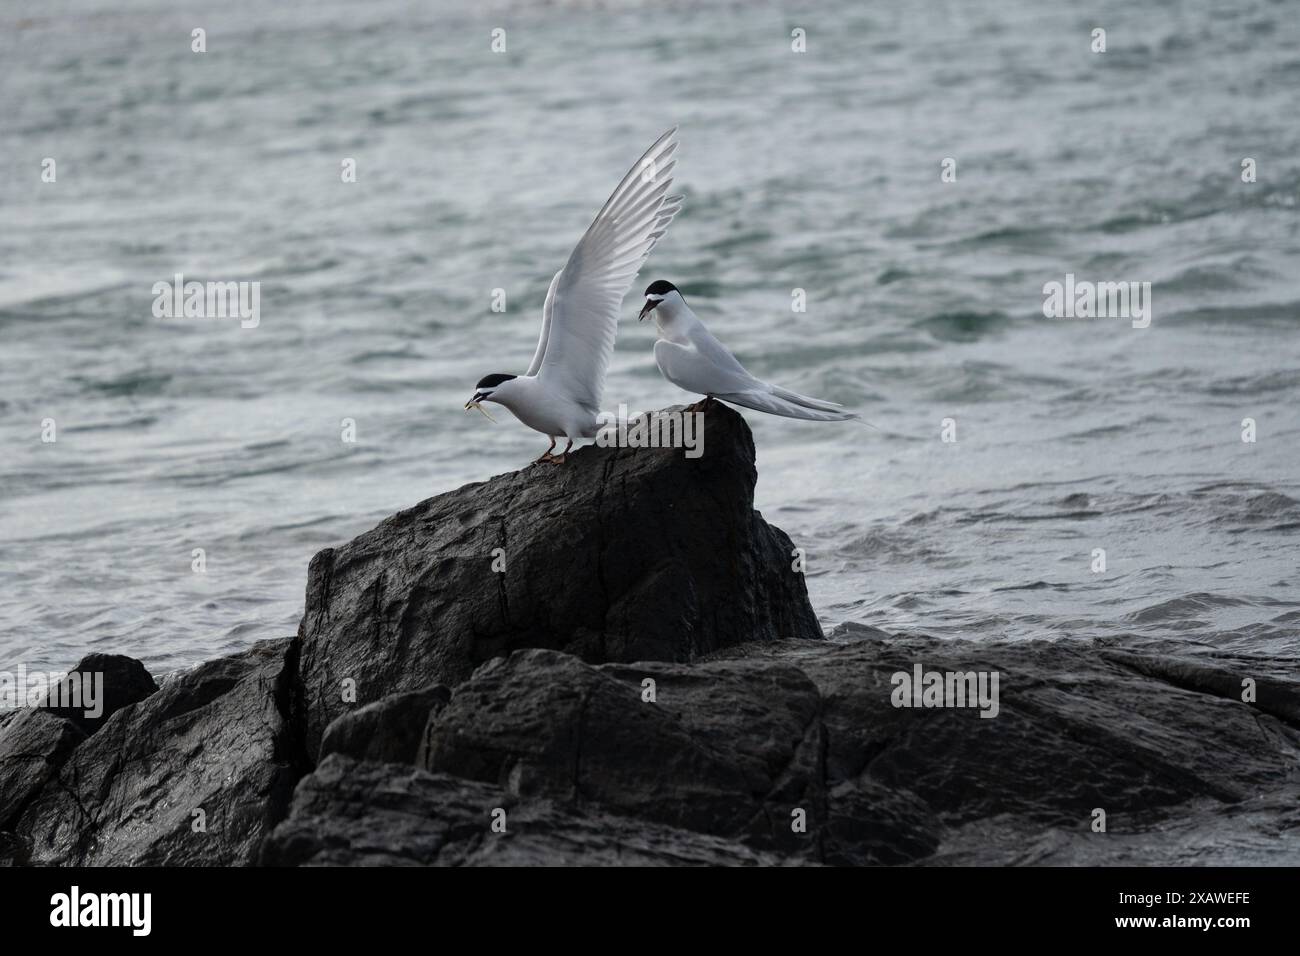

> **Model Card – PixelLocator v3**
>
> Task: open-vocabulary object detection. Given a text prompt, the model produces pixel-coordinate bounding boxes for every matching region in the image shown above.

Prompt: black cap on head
[475,373,517,390]
[644,280,678,297]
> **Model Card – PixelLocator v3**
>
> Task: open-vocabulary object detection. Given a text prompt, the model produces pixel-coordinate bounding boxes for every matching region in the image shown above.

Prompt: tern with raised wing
[464,129,682,463]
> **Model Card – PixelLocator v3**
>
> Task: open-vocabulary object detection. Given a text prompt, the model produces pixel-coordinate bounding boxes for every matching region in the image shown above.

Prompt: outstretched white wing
[526,128,682,410]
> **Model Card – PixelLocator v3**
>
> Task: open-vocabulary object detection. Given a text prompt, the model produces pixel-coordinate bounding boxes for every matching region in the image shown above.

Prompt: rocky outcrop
[5,639,304,866]
[296,402,821,754]
[260,754,787,867]
[259,634,1300,866]
[8,618,1297,867]
[319,685,450,765]
[4,404,1297,867]
[44,653,158,735]
[0,713,85,857]
[421,649,831,858]
[0,652,157,858]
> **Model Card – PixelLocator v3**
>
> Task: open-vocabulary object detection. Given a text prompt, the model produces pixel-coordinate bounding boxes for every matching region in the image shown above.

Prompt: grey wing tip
[654,126,679,151]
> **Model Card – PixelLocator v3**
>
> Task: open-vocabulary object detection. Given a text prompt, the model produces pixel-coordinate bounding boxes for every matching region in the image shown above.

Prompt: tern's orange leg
[549,438,574,465]
[534,437,557,463]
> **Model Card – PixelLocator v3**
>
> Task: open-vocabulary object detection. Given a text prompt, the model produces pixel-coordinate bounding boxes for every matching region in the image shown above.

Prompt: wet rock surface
[44,653,158,735]
[271,634,1289,868]
[2,639,302,866]
[319,684,450,765]
[262,635,1299,866]
[260,753,787,867]
[296,402,821,754]
[0,651,158,856]
[4,406,1297,866]
[7,628,1297,866]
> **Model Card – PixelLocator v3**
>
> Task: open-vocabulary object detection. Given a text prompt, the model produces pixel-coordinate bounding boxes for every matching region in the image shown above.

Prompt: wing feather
[525,269,562,377]
[536,129,682,412]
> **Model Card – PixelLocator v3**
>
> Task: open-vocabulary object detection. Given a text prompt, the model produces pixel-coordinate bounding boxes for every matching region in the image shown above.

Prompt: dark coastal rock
[0,652,157,859]
[776,637,1296,827]
[260,754,786,866]
[1097,649,1300,726]
[43,652,158,735]
[0,831,25,867]
[319,685,450,765]
[422,648,835,859]
[6,402,1296,867]
[0,712,86,839]
[13,638,304,866]
[297,402,821,755]
[404,637,1299,865]
[259,632,1300,867]
[12,624,1294,866]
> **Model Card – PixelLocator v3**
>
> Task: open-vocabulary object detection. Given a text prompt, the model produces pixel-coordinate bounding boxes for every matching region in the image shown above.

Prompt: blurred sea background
[2,0,1298,674]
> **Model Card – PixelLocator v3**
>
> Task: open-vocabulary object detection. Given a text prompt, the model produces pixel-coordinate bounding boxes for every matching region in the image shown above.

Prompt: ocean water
[2,0,1298,675]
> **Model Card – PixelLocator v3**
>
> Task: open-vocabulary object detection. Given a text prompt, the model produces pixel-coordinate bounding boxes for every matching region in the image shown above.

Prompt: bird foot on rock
[545,440,573,465]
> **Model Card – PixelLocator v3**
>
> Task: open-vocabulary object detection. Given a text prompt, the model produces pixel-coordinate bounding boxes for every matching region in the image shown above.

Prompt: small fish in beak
[464,394,497,422]
[639,297,660,321]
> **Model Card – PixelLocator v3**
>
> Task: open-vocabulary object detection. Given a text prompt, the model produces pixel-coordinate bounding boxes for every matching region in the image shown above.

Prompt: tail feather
[715,389,860,422]
[769,383,845,413]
